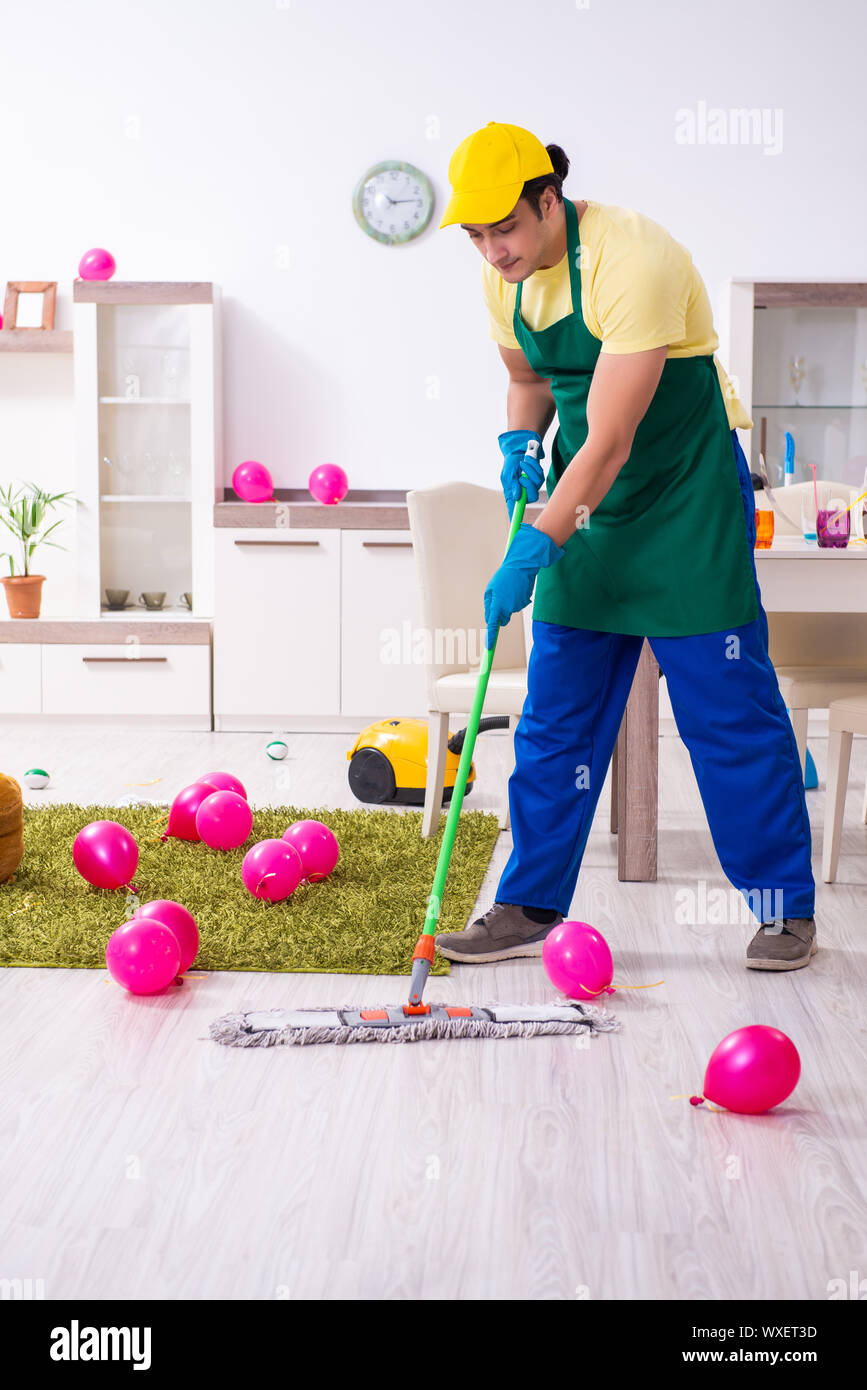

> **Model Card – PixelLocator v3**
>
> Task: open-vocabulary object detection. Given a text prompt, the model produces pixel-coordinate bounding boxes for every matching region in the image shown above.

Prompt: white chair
[406,482,529,838]
[822,690,867,882]
[770,612,867,793]
[761,482,867,821]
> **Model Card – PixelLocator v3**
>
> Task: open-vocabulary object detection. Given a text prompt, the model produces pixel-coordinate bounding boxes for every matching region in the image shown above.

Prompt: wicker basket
[0,773,24,884]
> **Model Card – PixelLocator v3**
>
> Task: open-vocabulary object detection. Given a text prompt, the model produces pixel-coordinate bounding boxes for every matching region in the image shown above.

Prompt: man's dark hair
[520,144,570,218]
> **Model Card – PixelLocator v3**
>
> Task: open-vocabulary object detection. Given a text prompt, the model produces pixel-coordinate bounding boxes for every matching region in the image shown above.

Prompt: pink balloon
[73,819,139,891]
[78,247,116,280]
[242,839,304,902]
[281,819,339,882]
[198,770,247,800]
[166,781,219,841]
[106,918,181,995]
[542,920,613,1001]
[233,460,273,503]
[308,463,348,505]
[702,1026,801,1115]
[196,790,253,851]
[134,899,199,973]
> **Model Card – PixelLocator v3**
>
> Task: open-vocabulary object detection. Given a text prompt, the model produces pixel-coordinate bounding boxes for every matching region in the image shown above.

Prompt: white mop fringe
[208,1001,622,1047]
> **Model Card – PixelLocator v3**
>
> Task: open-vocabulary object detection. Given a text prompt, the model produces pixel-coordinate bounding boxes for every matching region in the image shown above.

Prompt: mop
[210,442,621,1047]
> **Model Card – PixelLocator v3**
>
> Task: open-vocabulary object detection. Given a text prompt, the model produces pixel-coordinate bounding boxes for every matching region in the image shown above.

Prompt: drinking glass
[800,490,817,544]
[755,504,774,549]
[815,482,850,549]
[162,350,180,398]
[167,450,185,496]
[142,450,158,496]
[788,354,805,404]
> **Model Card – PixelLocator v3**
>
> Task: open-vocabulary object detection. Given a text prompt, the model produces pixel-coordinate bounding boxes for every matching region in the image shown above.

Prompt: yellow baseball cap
[439,121,554,229]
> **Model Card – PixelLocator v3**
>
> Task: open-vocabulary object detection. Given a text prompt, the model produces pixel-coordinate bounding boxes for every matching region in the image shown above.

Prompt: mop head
[209,1000,622,1047]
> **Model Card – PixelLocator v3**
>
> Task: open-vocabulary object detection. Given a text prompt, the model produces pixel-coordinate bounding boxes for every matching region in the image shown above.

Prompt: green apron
[517,196,758,637]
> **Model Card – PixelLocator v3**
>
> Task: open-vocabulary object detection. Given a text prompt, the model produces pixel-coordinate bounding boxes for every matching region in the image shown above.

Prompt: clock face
[353,161,434,245]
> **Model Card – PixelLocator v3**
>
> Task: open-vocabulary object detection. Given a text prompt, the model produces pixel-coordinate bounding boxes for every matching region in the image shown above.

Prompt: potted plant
[0,481,76,619]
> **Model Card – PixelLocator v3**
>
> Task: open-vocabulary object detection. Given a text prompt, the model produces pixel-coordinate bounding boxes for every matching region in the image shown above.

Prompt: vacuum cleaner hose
[447,715,511,754]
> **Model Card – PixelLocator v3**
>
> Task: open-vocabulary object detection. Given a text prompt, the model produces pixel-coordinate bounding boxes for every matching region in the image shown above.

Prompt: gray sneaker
[745,917,818,970]
[435,901,564,963]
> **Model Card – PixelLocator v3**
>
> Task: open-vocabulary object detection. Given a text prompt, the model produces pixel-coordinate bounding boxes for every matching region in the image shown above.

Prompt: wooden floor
[0,720,865,1300]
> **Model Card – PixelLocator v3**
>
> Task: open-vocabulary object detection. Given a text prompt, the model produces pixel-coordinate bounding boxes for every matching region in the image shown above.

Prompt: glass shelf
[99,397,191,405]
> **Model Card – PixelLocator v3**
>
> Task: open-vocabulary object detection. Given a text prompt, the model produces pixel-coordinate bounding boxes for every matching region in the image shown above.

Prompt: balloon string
[669,1093,726,1112]
[610,977,664,990]
[578,977,665,997]
[8,891,43,916]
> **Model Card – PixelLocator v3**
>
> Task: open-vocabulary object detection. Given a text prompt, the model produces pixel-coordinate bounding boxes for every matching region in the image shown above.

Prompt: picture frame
[2,281,58,330]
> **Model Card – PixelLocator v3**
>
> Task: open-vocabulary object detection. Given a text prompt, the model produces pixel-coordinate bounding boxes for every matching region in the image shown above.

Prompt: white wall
[1,0,865,612]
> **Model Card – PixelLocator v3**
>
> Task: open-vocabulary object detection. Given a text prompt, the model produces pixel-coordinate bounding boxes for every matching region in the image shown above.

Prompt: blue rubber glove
[499,429,545,517]
[484,523,565,650]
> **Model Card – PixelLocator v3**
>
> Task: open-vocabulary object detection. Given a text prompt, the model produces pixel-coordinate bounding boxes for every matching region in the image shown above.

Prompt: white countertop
[757,537,867,557]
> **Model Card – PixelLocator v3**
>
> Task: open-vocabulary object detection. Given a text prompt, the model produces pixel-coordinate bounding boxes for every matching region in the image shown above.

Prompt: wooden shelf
[0,618,211,644]
[753,282,867,308]
[73,281,214,305]
[0,328,72,353]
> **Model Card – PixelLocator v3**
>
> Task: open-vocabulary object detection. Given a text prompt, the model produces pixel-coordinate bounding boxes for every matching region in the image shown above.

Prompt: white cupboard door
[41,644,210,716]
[0,644,42,713]
[214,529,340,717]
[340,531,428,718]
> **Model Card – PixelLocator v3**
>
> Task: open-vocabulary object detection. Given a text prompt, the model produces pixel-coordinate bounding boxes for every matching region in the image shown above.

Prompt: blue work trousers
[496,431,816,922]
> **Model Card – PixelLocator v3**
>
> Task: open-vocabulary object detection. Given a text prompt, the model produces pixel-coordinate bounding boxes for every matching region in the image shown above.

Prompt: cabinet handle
[362,541,413,548]
[82,656,168,663]
[233,539,320,547]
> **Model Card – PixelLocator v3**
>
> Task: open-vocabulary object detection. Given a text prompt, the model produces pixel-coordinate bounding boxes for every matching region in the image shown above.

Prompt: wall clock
[352,160,434,246]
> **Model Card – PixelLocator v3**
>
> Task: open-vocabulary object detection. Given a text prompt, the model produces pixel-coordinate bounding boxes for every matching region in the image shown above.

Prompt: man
[434,121,817,972]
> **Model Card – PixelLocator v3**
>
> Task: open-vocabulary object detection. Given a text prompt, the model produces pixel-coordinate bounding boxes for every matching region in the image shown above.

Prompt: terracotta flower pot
[1,574,45,619]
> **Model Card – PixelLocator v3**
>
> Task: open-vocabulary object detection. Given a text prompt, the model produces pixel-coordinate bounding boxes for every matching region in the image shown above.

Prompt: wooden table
[612,537,867,879]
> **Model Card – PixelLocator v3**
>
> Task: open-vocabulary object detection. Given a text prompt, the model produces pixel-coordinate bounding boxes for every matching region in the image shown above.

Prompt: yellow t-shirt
[480,199,751,431]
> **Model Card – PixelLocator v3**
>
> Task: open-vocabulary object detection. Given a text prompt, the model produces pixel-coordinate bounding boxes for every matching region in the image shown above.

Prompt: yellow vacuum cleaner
[346,715,511,805]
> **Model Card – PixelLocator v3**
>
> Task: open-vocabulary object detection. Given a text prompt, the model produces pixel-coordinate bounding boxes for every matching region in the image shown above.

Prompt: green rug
[0,804,502,975]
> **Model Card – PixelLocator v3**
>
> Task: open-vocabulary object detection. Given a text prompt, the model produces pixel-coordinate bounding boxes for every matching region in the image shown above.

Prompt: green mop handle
[419,488,527,933]
[405,444,540,1009]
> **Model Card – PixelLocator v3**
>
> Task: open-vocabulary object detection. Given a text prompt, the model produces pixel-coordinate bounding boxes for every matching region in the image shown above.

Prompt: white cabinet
[0,644,42,713]
[41,644,210,718]
[212,526,430,727]
[73,282,221,619]
[724,279,867,489]
[213,529,340,724]
[340,530,427,717]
